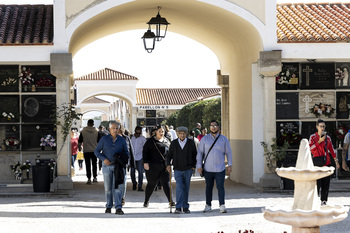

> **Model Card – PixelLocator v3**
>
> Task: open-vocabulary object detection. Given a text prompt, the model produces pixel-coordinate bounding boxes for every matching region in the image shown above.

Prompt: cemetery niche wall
[276,62,350,185]
[0,65,57,182]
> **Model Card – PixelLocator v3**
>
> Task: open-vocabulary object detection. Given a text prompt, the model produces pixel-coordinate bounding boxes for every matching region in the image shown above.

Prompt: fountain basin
[276,167,335,181]
[262,205,349,228]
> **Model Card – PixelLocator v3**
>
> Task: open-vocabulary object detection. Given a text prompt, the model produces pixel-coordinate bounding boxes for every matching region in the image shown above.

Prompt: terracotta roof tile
[277,3,350,43]
[0,5,53,45]
[136,88,221,105]
[75,68,138,81]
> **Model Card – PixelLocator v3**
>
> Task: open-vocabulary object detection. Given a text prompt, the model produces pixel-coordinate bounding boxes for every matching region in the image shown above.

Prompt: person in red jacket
[309,119,340,206]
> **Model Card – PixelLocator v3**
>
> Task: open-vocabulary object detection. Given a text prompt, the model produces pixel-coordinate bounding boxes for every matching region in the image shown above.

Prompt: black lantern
[147,7,170,41]
[142,29,156,53]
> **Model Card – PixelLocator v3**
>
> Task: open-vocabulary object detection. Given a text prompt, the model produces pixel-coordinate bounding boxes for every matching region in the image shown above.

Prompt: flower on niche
[35,77,54,87]
[1,77,17,86]
[4,137,20,146]
[19,66,34,85]
[40,134,56,147]
[2,112,15,120]
[310,103,335,118]
[335,126,348,141]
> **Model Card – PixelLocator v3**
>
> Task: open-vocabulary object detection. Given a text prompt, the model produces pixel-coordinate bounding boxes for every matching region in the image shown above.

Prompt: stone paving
[0,167,349,233]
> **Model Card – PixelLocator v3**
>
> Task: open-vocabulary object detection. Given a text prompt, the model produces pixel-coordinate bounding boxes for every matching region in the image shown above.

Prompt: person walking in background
[77,150,84,170]
[342,129,350,171]
[70,128,79,170]
[188,130,199,149]
[131,126,147,191]
[98,125,109,173]
[78,119,99,184]
[169,125,178,140]
[119,125,135,206]
[309,119,339,206]
[192,123,202,138]
[142,125,174,208]
[163,124,173,141]
[94,121,129,215]
[197,120,232,213]
[197,128,207,141]
[167,126,197,214]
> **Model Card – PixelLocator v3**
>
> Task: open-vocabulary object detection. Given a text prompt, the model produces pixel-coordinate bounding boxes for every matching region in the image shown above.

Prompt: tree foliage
[166,98,221,130]
[165,110,179,128]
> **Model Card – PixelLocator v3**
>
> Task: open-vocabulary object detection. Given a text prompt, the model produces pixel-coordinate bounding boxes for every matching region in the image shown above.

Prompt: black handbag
[312,135,327,167]
[201,134,221,177]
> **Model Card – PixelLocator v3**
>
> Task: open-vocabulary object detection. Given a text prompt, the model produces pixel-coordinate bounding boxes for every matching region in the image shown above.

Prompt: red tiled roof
[0,5,53,45]
[75,68,138,81]
[82,96,110,104]
[136,88,221,105]
[277,3,350,43]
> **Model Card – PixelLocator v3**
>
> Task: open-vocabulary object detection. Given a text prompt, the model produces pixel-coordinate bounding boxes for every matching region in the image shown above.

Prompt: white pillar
[50,53,73,190]
[217,70,229,138]
[258,51,282,188]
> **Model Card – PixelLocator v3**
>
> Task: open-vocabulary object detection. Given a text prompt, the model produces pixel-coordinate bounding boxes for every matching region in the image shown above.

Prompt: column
[217,70,229,138]
[258,51,282,188]
[50,53,73,190]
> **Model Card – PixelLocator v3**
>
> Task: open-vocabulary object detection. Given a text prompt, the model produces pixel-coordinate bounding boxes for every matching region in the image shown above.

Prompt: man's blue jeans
[130,160,144,188]
[174,169,193,209]
[204,169,225,206]
[102,164,123,209]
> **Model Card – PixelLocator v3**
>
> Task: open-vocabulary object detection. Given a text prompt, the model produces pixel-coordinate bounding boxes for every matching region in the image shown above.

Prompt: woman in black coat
[143,125,174,207]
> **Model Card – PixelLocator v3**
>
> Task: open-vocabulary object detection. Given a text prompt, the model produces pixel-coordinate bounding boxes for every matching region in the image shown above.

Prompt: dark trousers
[317,174,331,202]
[204,170,226,206]
[84,152,97,180]
[130,160,144,188]
[144,163,171,203]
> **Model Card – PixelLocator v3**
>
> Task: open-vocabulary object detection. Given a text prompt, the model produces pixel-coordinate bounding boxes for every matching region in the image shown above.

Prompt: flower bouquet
[310,103,335,118]
[10,162,22,180]
[4,137,20,150]
[20,160,31,179]
[19,66,34,85]
[2,112,15,121]
[335,126,347,141]
[40,134,56,150]
[1,77,17,86]
[36,77,54,87]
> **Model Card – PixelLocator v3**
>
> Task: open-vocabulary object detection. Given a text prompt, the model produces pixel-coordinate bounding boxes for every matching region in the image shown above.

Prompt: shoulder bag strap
[202,134,221,168]
[153,139,166,161]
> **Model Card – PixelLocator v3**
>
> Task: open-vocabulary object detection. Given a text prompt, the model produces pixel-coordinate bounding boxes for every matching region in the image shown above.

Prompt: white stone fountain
[262,139,349,233]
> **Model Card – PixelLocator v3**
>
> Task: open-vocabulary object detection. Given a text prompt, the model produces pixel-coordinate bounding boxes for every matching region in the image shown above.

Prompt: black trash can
[32,165,51,192]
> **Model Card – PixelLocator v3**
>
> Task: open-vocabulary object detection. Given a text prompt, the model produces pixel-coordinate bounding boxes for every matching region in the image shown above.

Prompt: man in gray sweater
[79,119,99,184]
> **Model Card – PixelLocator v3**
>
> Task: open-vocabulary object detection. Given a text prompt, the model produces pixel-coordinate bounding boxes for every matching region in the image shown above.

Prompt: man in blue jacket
[94,120,129,215]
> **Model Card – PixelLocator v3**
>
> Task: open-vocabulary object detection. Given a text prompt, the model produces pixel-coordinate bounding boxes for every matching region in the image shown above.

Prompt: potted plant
[260,138,289,173]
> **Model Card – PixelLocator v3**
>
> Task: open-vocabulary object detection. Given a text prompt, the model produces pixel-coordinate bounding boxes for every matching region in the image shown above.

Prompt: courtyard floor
[0,167,350,233]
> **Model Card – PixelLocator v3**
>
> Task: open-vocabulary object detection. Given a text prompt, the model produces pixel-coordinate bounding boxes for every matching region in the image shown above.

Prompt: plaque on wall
[22,95,56,123]
[0,65,19,92]
[276,122,301,149]
[276,63,299,90]
[21,124,56,150]
[299,92,336,118]
[145,118,156,126]
[156,118,166,125]
[0,95,19,122]
[146,110,156,117]
[336,92,350,119]
[335,63,350,89]
[21,65,56,92]
[137,118,145,126]
[276,92,299,119]
[300,63,335,89]
[301,121,336,148]
[277,151,298,168]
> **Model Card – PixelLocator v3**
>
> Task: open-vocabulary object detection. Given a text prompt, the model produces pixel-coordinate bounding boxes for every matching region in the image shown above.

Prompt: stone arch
[67,0,265,186]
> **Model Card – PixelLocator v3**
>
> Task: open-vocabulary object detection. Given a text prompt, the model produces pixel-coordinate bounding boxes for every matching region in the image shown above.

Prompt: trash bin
[32,165,51,192]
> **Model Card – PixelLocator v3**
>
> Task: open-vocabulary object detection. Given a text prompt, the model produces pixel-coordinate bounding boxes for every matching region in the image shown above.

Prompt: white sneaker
[321,201,327,206]
[220,204,227,213]
[203,204,211,213]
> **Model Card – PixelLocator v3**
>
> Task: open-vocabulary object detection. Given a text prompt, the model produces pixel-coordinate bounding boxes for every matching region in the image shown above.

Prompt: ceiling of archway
[68,0,263,67]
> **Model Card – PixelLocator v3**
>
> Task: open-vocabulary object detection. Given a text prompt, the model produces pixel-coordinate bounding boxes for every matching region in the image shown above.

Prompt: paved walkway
[0,167,350,233]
